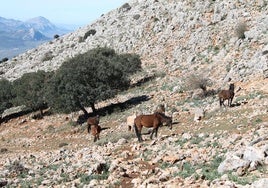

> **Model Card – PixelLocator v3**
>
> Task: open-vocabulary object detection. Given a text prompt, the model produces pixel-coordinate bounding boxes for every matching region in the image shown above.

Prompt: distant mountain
[24,16,70,38]
[0,16,72,58]
[24,17,57,32]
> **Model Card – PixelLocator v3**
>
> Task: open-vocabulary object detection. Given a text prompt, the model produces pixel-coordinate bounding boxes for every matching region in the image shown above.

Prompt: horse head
[156,112,172,129]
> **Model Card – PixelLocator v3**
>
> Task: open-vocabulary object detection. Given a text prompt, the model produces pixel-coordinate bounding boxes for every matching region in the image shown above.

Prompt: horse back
[87,115,100,125]
[135,114,160,128]
[218,90,234,99]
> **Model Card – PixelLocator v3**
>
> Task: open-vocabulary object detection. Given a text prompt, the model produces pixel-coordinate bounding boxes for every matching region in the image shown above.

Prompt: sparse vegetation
[174,161,196,178]
[235,21,247,39]
[12,70,53,116]
[41,51,54,62]
[58,142,68,147]
[96,131,135,146]
[0,78,14,114]
[7,160,29,176]
[227,173,252,185]
[120,3,131,12]
[183,73,212,95]
[0,57,8,63]
[84,29,97,40]
[54,34,60,39]
[79,163,110,184]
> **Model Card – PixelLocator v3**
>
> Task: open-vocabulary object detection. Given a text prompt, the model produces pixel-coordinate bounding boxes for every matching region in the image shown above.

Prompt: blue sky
[0,0,128,27]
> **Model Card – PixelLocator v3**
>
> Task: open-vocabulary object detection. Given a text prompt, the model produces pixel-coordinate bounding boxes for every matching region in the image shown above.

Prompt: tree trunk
[80,106,89,116]
[90,102,96,114]
[76,100,89,116]
[39,109,44,117]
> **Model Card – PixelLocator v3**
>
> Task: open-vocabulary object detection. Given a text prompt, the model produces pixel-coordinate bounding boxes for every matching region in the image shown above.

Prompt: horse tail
[133,122,138,137]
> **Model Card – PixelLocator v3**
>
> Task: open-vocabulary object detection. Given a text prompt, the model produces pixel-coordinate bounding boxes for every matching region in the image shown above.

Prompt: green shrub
[41,51,54,62]
[120,3,131,12]
[0,57,8,63]
[12,70,53,115]
[235,22,247,39]
[54,34,60,39]
[174,162,196,178]
[84,29,97,40]
[0,79,14,114]
[184,73,212,93]
[58,142,68,147]
[46,47,142,115]
[79,163,110,184]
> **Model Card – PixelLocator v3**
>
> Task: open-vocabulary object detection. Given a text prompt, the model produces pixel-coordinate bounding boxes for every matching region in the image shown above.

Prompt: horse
[126,112,137,131]
[90,124,101,142]
[87,115,100,133]
[133,112,172,142]
[218,83,235,107]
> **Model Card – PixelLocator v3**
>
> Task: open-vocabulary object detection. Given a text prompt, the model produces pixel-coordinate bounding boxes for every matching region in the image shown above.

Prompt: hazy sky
[0,0,128,27]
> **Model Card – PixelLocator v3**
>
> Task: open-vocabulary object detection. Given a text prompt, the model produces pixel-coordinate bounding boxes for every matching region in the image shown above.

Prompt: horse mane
[229,83,235,92]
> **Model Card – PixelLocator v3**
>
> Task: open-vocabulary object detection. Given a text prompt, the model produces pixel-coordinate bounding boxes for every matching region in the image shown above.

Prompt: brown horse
[90,124,101,142]
[218,83,235,107]
[87,115,100,133]
[134,112,172,142]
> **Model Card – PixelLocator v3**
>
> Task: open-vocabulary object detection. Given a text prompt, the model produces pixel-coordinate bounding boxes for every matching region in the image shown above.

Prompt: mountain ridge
[0,16,72,58]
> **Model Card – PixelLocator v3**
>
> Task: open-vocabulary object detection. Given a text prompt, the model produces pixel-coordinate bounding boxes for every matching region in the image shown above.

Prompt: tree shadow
[77,95,151,124]
[0,109,31,124]
[130,74,155,88]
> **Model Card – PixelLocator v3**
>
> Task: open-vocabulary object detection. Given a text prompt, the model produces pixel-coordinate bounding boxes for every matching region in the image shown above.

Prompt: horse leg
[134,123,143,142]
[155,126,159,138]
[220,98,224,107]
[229,97,233,107]
[93,136,97,142]
[139,128,143,142]
[150,128,155,140]
[222,99,226,107]
[87,125,91,133]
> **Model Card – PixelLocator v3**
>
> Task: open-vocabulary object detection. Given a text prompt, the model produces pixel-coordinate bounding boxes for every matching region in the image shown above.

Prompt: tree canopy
[12,70,52,115]
[46,47,142,115]
[0,79,14,114]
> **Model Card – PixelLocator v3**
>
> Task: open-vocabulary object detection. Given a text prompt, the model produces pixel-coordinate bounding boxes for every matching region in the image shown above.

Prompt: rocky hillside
[0,0,267,187]
[0,0,267,83]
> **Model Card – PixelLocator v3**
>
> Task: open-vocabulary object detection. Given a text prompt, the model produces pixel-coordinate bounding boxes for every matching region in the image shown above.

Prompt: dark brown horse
[90,124,101,142]
[134,112,172,142]
[87,115,100,133]
[218,83,235,107]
